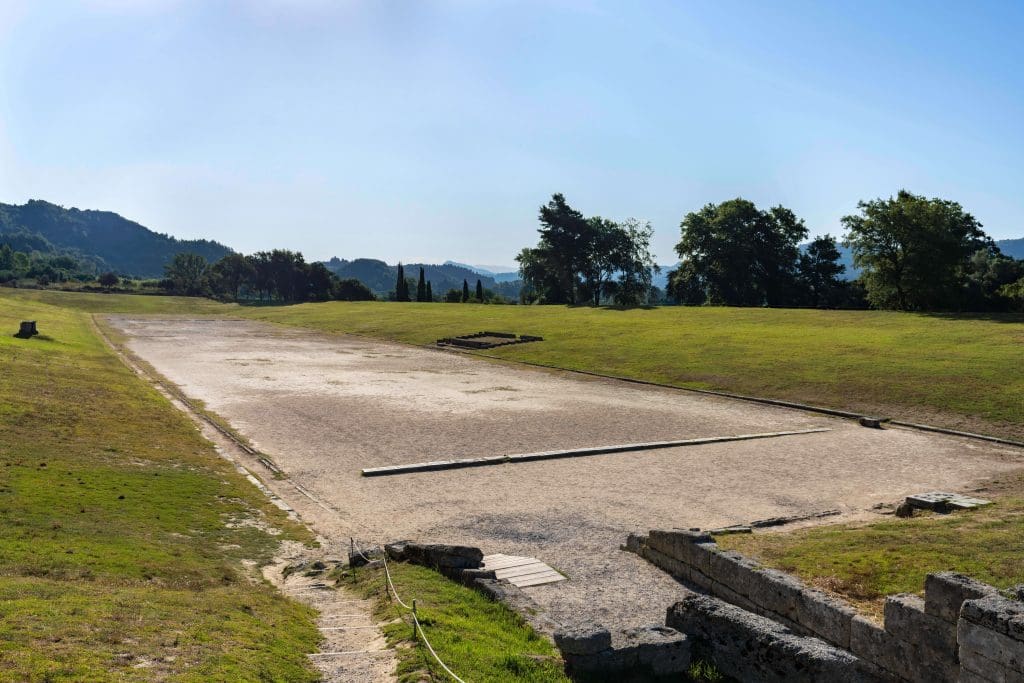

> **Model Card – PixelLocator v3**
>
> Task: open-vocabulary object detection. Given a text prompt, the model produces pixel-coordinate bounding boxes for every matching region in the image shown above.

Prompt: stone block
[621,625,691,675]
[794,587,857,649]
[924,572,998,623]
[751,567,805,622]
[553,624,611,656]
[623,532,646,554]
[960,594,1024,642]
[647,529,715,574]
[707,548,762,597]
[668,594,890,682]
[958,618,1024,674]
[709,579,761,615]
[956,669,995,683]
[959,645,1020,683]
[850,615,953,683]
[640,544,693,582]
[884,593,957,656]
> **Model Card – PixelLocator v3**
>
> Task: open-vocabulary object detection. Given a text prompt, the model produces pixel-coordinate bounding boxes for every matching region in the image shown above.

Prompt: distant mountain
[443,261,520,283]
[324,258,522,299]
[997,238,1024,259]
[0,199,233,277]
[821,238,1023,281]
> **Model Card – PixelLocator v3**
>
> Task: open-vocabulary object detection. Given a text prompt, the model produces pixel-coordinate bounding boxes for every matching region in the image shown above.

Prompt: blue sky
[2,1,1022,266]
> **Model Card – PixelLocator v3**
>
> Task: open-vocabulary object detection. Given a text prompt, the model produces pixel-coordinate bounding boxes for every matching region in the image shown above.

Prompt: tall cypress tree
[426,281,433,302]
[416,267,427,302]
[475,279,484,302]
[461,279,469,303]
[396,263,410,301]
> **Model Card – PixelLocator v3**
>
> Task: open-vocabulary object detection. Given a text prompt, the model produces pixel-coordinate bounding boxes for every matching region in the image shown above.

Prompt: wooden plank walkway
[481,553,566,588]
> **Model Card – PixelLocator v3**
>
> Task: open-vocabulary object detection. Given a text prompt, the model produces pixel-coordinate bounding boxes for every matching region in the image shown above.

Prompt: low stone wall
[667,594,889,682]
[629,529,1024,682]
[627,529,858,648]
[958,593,1024,682]
[553,624,691,675]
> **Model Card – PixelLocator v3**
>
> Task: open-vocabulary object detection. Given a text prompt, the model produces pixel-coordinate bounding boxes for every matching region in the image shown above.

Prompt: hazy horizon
[3,1,1023,264]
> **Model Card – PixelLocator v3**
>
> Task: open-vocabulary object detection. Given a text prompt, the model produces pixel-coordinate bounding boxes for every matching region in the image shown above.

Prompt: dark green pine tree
[396,263,410,301]
[461,279,469,303]
[475,279,484,302]
[426,281,433,302]
[416,267,427,302]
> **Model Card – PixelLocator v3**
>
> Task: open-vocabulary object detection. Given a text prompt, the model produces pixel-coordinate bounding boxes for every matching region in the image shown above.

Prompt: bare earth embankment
[108,317,1023,631]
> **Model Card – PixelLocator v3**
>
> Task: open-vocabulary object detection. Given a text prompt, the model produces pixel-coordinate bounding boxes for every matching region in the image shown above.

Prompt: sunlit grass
[720,481,1024,619]
[342,561,568,683]
[0,294,319,681]
[11,289,1018,435]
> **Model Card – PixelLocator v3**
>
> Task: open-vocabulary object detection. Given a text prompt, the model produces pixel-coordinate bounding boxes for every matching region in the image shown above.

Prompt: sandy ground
[108,317,1023,632]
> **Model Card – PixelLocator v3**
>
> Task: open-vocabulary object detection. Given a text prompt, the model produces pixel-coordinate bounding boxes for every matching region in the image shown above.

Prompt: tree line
[518,191,1024,312]
[163,250,375,302]
[0,242,95,285]
[390,264,498,303]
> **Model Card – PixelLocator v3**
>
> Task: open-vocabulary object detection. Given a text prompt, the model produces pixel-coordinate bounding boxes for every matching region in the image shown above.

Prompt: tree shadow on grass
[913,310,1024,324]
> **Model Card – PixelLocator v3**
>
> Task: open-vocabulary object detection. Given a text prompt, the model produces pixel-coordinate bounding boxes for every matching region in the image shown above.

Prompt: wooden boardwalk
[481,553,566,588]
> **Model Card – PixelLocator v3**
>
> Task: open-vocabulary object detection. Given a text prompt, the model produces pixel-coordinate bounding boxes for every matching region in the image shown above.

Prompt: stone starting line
[360,427,832,477]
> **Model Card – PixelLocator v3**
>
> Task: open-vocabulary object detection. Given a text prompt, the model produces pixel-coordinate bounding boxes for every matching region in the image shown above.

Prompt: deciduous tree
[842,190,990,310]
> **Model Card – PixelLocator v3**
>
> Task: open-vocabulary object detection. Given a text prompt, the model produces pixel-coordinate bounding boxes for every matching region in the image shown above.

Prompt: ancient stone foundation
[626,528,1024,682]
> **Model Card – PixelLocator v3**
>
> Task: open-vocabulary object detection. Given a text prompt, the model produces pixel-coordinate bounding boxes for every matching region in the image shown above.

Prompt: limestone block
[621,625,692,675]
[794,587,858,649]
[668,594,891,683]
[647,529,715,574]
[554,624,611,656]
[707,548,762,598]
[958,619,1024,674]
[884,593,958,656]
[925,572,998,623]
[960,594,1024,642]
[851,615,954,683]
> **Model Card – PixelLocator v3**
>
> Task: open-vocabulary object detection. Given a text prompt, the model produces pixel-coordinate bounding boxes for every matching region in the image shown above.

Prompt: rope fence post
[412,599,418,639]
[349,538,466,683]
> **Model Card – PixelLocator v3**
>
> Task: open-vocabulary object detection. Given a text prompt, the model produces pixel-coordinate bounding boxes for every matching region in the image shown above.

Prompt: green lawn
[720,474,1024,620]
[343,561,568,683]
[0,293,320,681]
[10,289,1019,437]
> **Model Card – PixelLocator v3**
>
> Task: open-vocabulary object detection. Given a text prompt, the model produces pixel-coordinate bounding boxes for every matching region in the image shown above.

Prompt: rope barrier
[351,538,467,683]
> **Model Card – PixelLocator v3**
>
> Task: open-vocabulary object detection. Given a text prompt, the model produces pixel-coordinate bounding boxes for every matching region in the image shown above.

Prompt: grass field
[720,471,1024,619]
[343,562,568,683]
[3,287,1023,671]
[7,288,1021,437]
[0,294,320,681]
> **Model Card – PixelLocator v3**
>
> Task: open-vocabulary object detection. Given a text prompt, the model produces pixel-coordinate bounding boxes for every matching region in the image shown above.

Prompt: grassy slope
[0,294,319,681]
[719,474,1024,619]
[343,561,568,683]
[6,290,1024,437]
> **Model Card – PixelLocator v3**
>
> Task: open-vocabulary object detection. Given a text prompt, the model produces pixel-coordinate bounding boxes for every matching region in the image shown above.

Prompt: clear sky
[2,1,1022,267]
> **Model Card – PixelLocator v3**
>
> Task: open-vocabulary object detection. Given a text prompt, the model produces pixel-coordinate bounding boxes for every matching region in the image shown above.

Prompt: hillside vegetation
[0,294,319,681]
[4,290,1023,438]
[0,200,232,277]
[324,257,522,299]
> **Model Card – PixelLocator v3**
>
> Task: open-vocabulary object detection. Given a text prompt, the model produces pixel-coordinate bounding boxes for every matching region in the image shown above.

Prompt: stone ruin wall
[622,528,1024,682]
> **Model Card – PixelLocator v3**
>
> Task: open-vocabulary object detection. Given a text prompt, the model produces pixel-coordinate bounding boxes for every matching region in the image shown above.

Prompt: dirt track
[108,317,1023,631]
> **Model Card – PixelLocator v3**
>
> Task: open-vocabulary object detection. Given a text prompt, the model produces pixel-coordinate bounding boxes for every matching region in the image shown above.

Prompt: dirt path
[107,316,1023,632]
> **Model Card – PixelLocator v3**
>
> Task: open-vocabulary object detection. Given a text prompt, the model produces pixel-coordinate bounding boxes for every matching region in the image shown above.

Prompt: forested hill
[0,200,233,277]
[323,257,522,299]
